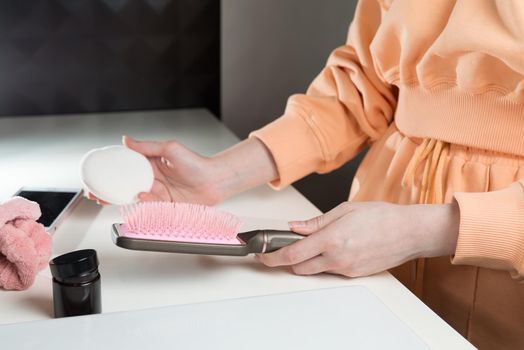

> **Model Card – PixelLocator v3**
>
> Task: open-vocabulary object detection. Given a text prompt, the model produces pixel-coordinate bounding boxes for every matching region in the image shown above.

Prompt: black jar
[49,249,102,318]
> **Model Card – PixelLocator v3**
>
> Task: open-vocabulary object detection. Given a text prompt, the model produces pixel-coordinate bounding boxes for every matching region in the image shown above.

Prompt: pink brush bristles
[120,202,244,245]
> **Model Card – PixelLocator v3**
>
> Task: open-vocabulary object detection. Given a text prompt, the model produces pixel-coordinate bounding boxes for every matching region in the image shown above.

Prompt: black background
[0,0,220,117]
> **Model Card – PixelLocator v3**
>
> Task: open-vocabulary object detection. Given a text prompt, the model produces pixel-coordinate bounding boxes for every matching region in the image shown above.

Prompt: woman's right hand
[124,135,227,205]
[87,135,279,206]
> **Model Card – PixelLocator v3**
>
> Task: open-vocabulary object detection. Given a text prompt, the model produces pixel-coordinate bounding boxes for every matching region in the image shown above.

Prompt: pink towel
[0,197,52,291]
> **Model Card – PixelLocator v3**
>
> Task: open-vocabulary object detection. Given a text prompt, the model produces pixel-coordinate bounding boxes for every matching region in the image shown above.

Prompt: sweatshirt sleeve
[452,179,524,281]
[249,0,397,189]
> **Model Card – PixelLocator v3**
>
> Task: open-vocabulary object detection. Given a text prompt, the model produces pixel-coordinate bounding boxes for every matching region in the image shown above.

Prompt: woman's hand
[122,136,228,204]
[257,201,460,277]
[87,135,278,205]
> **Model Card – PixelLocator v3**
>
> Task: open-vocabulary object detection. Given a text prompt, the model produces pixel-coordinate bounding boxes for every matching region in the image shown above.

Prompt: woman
[92,1,524,348]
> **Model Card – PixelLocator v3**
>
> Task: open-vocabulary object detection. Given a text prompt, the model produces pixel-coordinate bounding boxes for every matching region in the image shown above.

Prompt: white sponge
[80,145,154,205]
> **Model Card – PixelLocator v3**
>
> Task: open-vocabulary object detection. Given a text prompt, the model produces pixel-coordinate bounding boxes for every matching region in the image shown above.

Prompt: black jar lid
[49,249,99,284]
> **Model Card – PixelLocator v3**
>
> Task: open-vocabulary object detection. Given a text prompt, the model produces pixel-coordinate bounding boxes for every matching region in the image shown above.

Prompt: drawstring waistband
[402,138,450,205]
[401,138,450,297]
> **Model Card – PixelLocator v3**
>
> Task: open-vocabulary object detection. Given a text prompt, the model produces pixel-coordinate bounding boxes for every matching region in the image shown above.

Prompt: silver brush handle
[259,230,304,253]
[239,230,304,254]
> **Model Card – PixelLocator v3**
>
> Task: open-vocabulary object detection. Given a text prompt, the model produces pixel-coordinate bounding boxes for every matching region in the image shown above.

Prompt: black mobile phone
[13,187,83,234]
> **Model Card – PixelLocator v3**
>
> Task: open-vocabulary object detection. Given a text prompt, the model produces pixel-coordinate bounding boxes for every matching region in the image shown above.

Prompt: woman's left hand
[256,201,460,277]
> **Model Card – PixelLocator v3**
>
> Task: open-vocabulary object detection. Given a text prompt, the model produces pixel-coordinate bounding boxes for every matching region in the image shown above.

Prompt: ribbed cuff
[452,181,524,279]
[249,104,324,189]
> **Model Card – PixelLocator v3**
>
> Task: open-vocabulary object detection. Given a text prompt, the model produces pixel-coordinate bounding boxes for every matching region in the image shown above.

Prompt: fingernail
[288,221,306,229]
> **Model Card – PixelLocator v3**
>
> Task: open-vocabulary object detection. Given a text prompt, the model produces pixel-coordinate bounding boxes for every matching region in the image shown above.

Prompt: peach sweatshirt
[251,0,524,348]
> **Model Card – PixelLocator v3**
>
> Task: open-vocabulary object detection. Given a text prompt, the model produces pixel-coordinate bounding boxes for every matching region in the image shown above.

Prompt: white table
[0,109,474,349]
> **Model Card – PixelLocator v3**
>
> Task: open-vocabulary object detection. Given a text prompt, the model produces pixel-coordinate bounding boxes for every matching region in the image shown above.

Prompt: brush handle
[261,230,304,253]
[233,230,303,254]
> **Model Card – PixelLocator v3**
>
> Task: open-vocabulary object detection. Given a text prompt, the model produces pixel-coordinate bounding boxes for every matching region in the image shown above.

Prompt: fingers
[258,203,356,274]
[256,231,327,267]
[137,181,173,202]
[291,256,333,275]
[154,157,174,173]
[260,203,352,267]
[86,192,110,206]
[288,201,353,235]
[137,192,162,202]
[123,135,168,157]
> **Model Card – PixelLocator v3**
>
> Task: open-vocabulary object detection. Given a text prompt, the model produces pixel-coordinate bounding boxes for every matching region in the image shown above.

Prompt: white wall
[221,0,361,212]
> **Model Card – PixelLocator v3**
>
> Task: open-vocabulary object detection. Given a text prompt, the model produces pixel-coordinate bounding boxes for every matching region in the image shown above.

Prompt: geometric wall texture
[0,0,220,117]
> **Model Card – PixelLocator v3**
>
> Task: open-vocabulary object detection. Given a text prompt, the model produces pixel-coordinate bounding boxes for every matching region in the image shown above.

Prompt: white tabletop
[0,286,430,350]
[0,109,474,349]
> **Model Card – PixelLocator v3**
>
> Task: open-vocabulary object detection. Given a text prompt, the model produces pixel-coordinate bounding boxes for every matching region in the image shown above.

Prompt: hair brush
[111,202,303,256]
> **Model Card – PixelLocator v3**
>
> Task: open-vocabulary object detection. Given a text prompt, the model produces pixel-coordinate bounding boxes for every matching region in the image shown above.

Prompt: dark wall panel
[0,0,220,117]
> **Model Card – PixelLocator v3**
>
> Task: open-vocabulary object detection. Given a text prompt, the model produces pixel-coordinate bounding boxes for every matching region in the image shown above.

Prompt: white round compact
[80,145,154,205]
